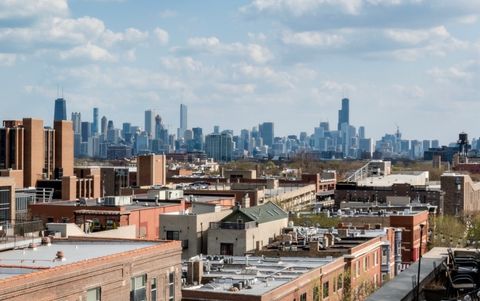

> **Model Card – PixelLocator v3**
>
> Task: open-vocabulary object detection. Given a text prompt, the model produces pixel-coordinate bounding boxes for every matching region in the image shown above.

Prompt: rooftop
[357,171,429,187]
[182,255,334,296]
[0,239,158,280]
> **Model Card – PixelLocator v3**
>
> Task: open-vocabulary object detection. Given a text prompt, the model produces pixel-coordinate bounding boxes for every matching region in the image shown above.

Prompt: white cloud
[182,36,273,64]
[282,31,347,48]
[0,53,16,66]
[0,0,68,22]
[159,9,177,18]
[154,28,169,45]
[384,26,449,45]
[59,43,115,62]
[427,62,477,82]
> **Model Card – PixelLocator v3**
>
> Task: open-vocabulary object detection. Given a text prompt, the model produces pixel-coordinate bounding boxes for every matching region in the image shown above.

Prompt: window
[220,243,234,255]
[355,261,360,277]
[131,274,147,301]
[323,281,329,298]
[313,286,320,301]
[87,287,101,301]
[382,248,388,265]
[151,278,157,301]
[168,272,175,301]
[166,231,180,240]
[337,274,343,290]
[300,292,307,301]
[374,251,378,266]
[363,256,367,272]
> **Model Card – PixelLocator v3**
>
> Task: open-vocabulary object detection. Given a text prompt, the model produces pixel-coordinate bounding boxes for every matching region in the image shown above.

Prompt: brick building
[0,237,182,301]
[441,172,480,215]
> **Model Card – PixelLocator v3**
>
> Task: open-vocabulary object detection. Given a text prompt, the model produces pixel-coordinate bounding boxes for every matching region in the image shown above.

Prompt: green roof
[222,201,288,224]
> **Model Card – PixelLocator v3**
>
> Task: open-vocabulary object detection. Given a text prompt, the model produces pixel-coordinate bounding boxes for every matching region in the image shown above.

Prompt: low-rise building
[208,202,288,256]
[0,237,182,301]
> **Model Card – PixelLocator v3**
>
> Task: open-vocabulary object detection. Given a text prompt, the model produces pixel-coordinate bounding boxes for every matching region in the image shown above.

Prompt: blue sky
[1,0,479,144]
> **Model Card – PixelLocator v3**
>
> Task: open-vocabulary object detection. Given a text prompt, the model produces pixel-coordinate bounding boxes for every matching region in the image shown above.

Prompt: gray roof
[237,202,288,224]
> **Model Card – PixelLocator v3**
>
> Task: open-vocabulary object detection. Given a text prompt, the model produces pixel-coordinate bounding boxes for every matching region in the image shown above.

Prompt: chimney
[309,241,320,253]
[55,250,66,261]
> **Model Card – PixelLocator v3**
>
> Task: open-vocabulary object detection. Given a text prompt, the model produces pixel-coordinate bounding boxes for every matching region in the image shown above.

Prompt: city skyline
[1,1,479,142]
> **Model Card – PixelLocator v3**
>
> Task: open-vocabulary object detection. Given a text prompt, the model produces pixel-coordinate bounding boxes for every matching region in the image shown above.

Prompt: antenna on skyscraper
[61,86,64,98]
[56,85,59,97]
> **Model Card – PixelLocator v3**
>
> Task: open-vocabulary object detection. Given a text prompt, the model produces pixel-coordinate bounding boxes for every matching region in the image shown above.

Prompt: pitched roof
[231,201,288,224]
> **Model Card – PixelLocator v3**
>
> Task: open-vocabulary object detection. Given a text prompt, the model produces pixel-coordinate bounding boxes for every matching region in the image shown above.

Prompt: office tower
[184,129,193,141]
[192,127,203,151]
[205,132,233,162]
[54,121,74,178]
[422,140,431,151]
[81,122,92,143]
[0,121,24,171]
[359,126,365,139]
[337,98,349,130]
[92,108,99,135]
[154,115,163,140]
[432,140,440,148]
[23,118,45,187]
[122,122,131,137]
[145,109,155,138]
[54,98,67,122]
[319,122,330,132]
[71,112,81,134]
[213,126,220,134]
[101,116,108,136]
[178,104,187,139]
[359,138,372,154]
[259,122,274,147]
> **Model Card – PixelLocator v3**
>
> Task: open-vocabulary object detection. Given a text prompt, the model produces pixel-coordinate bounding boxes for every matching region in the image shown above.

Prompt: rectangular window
[374,251,378,266]
[151,278,157,301]
[323,281,329,298]
[364,256,367,271]
[382,248,388,265]
[169,272,175,301]
[356,261,360,277]
[337,274,343,290]
[130,274,147,301]
[300,292,307,301]
[313,286,320,301]
[87,287,101,301]
[166,231,180,240]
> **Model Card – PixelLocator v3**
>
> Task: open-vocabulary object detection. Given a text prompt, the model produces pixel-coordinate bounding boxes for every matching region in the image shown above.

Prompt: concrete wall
[160,209,232,259]
[207,218,288,256]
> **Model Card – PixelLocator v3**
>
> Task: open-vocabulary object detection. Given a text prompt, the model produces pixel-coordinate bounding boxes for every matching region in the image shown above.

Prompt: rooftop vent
[54,250,66,262]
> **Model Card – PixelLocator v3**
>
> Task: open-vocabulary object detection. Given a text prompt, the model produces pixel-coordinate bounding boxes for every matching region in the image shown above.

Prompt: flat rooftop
[183,256,333,296]
[357,172,429,187]
[0,240,157,280]
[33,198,182,211]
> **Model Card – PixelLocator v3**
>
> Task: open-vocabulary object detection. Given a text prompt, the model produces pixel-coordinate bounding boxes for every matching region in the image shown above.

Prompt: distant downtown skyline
[1,1,479,142]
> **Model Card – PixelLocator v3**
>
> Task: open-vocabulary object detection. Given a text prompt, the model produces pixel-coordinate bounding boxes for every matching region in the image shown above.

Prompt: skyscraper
[205,132,233,162]
[178,104,187,139]
[145,109,155,138]
[259,122,274,147]
[337,98,349,130]
[71,112,81,134]
[54,98,67,121]
[101,116,107,136]
[92,108,99,135]
[359,126,365,139]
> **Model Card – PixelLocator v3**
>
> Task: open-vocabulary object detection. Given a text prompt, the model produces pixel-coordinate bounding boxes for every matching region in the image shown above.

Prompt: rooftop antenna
[56,85,59,98]
[61,86,64,98]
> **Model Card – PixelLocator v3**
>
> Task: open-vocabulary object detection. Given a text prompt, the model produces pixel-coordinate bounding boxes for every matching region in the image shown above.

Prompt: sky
[0,0,480,144]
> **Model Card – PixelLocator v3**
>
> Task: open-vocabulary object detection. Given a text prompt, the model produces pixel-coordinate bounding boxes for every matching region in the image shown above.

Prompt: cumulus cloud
[0,53,16,66]
[59,43,116,62]
[282,31,347,48]
[154,28,169,45]
[179,36,273,64]
[0,0,69,24]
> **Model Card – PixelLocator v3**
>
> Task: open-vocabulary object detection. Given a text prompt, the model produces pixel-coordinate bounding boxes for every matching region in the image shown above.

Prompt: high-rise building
[192,127,203,151]
[359,126,365,139]
[54,121,74,178]
[43,127,55,179]
[23,118,45,187]
[178,104,187,139]
[0,120,24,171]
[92,108,99,135]
[145,109,155,138]
[259,122,274,147]
[137,154,166,186]
[101,116,108,136]
[54,98,67,122]
[71,112,81,134]
[205,132,233,162]
[213,125,220,134]
[81,122,91,143]
[337,98,349,130]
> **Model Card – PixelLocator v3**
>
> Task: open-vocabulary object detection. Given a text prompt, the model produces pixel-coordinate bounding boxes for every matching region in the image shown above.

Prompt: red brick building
[0,238,182,301]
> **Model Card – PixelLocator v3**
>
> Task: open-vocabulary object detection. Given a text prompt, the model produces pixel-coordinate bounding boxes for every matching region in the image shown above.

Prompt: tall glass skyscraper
[259,122,274,147]
[54,98,67,121]
[178,104,188,138]
[145,109,155,138]
[337,98,349,130]
[92,108,99,135]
